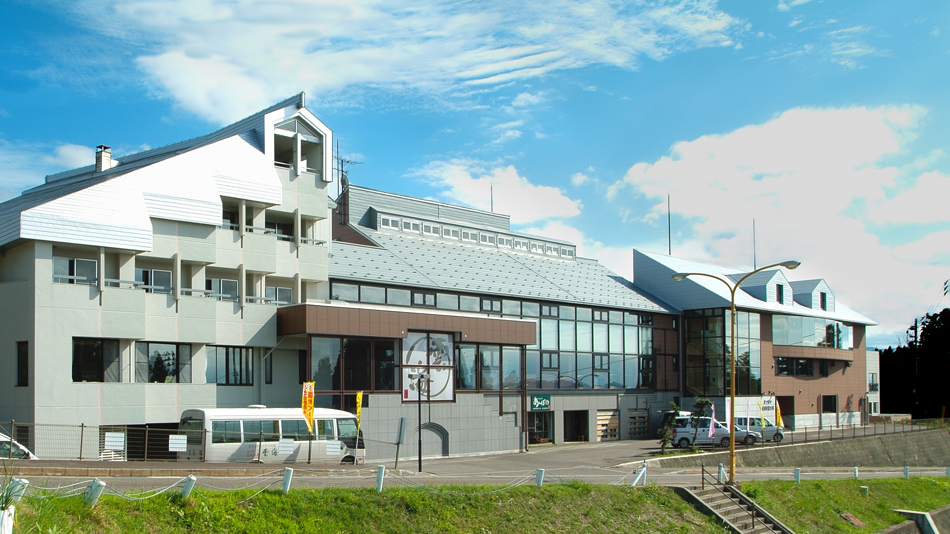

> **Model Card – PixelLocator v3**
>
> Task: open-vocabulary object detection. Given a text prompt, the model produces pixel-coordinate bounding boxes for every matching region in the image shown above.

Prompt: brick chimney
[95,145,112,173]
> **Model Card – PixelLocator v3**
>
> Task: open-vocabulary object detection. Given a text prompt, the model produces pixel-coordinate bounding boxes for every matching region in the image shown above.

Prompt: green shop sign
[531,395,551,411]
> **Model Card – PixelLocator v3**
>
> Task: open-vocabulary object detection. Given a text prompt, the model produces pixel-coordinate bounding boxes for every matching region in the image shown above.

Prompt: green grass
[13,482,730,534]
[743,477,950,533]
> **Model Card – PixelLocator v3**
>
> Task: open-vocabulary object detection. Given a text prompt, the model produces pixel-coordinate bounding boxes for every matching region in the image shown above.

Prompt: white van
[0,432,37,460]
[671,417,761,448]
[734,416,784,443]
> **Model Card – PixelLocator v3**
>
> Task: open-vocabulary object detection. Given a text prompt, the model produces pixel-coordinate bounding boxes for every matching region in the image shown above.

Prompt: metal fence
[2,419,944,462]
[678,419,945,451]
[0,421,402,464]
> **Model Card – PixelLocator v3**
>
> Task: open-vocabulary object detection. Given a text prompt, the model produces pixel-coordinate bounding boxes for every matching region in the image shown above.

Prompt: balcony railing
[868,383,880,392]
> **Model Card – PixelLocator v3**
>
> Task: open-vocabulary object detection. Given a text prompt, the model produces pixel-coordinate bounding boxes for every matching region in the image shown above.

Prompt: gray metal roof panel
[332,228,672,312]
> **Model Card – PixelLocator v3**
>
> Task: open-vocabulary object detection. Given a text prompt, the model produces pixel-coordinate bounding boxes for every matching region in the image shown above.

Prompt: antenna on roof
[333,139,361,197]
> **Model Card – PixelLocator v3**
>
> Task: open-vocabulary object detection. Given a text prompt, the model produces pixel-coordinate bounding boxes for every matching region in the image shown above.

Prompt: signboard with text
[531,395,551,411]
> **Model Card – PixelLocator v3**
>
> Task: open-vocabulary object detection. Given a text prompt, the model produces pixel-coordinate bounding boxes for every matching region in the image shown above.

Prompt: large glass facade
[328,281,662,393]
[772,315,852,349]
[684,309,761,397]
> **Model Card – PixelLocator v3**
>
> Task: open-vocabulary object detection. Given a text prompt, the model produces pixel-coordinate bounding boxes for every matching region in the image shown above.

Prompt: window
[819,359,830,377]
[331,282,359,301]
[821,394,837,414]
[207,346,253,385]
[137,268,172,294]
[776,284,784,304]
[459,295,479,311]
[403,221,411,231]
[263,286,292,305]
[387,288,411,306]
[16,341,28,387]
[359,285,385,304]
[775,357,813,377]
[72,338,120,383]
[820,292,828,311]
[135,342,191,383]
[265,220,294,240]
[481,298,501,313]
[206,278,239,301]
[53,257,97,285]
[221,210,238,230]
[436,293,459,310]
[413,291,435,307]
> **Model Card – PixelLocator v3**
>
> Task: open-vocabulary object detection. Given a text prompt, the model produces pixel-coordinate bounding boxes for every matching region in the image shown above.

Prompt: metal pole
[729,292,736,485]
[418,376,423,473]
[144,425,149,461]
[7,420,13,460]
[79,422,85,460]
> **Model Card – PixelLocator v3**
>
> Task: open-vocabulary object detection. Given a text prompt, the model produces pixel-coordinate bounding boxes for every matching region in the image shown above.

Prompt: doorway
[776,396,795,429]
[563,410,589,442]
[528,412,554,444]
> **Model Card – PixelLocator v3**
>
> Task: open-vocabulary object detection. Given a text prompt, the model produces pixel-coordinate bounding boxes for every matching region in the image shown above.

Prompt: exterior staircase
[683,465,795,534]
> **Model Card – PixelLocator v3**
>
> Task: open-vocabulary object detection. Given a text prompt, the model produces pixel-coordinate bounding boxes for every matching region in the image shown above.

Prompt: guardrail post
[84,479,106,508]
[854,467,859,479]
[180,475,197,498]
[701,462,705,490]
[535,468,545,488]
[631,460,647,487]
[375,466,385,493]
[79,423,85,460]
[284,468,294,494]
[795,468,801,483]
[860,485,868,497]
[905,466,910,479]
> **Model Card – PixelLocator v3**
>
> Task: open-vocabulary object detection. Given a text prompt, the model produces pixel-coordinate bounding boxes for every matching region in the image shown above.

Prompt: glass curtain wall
[684,309,761,397]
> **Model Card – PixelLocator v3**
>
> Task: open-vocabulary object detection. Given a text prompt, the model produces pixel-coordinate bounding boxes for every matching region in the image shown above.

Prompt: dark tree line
[880,308,950,418]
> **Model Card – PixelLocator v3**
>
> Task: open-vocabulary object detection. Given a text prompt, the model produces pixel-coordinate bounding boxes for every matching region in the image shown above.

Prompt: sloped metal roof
[330,227,673,312]
[0,94,307,251]
[633,249,876,325]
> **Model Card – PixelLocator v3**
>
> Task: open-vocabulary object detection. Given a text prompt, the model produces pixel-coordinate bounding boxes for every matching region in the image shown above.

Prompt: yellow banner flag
[356,391,363,425]
[774,397,784,429]
[302,382,315,434]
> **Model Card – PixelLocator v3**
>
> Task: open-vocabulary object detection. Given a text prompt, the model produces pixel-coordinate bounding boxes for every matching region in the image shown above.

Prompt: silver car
[671,417,762,448]
[734,416,785,443]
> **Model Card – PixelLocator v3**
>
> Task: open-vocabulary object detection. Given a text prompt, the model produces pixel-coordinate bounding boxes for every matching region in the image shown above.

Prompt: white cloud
[0,141,95,201]
[789,18,803,28]
[43,143,94,169]
[570,172,590,186]
[66,0,742,124]
[778,0,815,11]
[512,92,543,106]
[608,104,945,346]
[414,159,581,225]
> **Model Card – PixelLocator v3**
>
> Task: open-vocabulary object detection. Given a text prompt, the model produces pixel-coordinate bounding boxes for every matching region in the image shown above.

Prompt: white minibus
[178,406,365,464]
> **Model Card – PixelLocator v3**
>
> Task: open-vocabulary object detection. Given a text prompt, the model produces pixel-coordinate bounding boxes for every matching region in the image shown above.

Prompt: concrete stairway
[688,485,792,534]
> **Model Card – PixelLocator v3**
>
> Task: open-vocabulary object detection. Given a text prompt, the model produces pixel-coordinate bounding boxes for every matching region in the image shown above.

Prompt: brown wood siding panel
[278,305,535,345]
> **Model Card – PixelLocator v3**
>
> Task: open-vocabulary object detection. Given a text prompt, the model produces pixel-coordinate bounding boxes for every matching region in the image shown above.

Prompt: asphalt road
[11,436,948,494]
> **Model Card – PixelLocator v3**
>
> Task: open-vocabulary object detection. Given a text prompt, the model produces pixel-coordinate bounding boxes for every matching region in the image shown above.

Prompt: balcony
[868,383,880,392]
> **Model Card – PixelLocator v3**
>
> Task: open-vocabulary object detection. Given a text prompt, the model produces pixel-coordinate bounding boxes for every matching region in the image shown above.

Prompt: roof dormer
[733,269,793,305]
[790,279,834,312]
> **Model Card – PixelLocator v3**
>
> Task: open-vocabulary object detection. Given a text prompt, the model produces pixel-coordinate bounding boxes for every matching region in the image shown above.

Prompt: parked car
[671,417,762,448]
[0,433,37,460]
[734,416,785,443]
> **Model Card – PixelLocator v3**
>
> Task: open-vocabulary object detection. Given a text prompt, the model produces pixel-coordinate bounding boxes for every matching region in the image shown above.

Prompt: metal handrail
[54,275,96,284]
[300,237,326,245]
[727,485,796,534]
[103,278,142,288]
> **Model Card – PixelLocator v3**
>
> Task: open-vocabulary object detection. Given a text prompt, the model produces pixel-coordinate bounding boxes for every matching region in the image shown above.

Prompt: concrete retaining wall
[652,429,950,469]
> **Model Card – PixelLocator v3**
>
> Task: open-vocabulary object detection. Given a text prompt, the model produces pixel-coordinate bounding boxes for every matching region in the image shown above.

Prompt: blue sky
[1,0,949,348]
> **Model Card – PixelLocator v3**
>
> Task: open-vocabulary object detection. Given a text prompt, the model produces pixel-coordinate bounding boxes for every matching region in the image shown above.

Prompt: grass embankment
[743,477,950,533]
[14,482,730,534]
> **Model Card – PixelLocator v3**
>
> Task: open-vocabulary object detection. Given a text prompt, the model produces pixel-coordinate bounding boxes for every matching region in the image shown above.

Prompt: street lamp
[407,372,430,472]
[672,260,800,485]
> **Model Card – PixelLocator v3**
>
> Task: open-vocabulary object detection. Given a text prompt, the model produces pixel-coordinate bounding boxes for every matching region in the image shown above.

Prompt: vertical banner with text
[302,382,315,433]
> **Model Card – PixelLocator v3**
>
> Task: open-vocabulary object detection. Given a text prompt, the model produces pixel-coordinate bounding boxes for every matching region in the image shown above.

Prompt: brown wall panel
[278,304,535,345]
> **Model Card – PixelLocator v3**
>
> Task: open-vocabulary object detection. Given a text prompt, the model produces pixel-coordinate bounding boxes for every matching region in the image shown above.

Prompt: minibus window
[211,420,241,443]
[243,420,279,442]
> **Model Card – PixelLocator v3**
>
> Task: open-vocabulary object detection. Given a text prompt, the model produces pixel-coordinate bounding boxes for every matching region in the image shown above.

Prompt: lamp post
[407,372,430,472]
[672,260,800,485]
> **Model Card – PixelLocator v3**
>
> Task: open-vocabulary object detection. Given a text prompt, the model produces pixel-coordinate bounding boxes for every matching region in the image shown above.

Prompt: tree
[881,308,950,419]
[690,397,713,451]
[657,401,680,454]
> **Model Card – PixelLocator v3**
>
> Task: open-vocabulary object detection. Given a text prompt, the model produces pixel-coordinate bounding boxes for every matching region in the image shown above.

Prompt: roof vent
[95,145,112,173]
